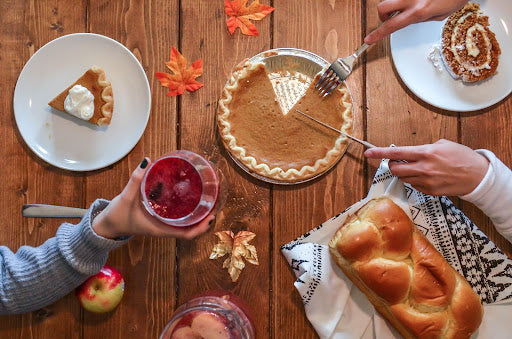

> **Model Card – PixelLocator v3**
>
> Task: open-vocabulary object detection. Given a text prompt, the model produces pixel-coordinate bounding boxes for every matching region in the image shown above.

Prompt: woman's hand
[364,139,489,196]
[92,158,214,240]
[364,0,468,44]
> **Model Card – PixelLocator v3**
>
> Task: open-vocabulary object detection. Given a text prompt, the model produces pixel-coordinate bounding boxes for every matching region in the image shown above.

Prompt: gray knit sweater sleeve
[0,199,129,315]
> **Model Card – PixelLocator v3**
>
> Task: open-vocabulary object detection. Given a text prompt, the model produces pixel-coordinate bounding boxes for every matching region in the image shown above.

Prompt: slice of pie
[441,3,500,83]
[48,66,114,126]
[217,60,353,182]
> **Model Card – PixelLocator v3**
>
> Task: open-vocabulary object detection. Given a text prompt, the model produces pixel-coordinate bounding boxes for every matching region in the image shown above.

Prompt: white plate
[390,0,512,112]
[14,33,151,171]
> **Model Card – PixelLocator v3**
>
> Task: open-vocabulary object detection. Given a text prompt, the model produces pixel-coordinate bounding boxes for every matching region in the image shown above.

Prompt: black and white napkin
[281,159,512,339]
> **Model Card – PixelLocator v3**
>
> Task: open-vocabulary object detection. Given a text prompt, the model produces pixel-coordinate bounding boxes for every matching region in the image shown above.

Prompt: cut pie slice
[217,60,353,182]
[48,66,114,126]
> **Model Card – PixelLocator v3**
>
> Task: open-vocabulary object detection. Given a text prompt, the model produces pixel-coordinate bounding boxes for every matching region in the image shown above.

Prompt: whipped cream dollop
[64,85,94,120]
[427,44,444,72]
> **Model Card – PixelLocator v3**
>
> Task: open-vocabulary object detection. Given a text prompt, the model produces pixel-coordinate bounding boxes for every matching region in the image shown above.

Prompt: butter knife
[22,204,87,218]
[294,109,376,148]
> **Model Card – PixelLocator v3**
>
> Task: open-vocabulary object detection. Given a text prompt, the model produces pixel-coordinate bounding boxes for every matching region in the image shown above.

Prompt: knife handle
[22,204,87,218]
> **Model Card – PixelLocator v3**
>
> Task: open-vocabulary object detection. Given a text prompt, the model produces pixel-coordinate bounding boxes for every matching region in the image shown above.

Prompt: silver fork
[315,42,370,97]
[316,11,398,97]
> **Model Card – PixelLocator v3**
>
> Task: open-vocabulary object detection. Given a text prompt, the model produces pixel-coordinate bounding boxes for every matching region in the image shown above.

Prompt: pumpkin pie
[48,66,114,126]
[441,3,500,83]
[217,60,353,182]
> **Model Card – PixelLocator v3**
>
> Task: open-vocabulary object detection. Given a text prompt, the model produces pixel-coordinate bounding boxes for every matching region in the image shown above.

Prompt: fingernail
[140,158,148,169]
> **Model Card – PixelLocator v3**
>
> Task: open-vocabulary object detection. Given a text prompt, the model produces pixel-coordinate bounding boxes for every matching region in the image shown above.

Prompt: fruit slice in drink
[160,291,255,339]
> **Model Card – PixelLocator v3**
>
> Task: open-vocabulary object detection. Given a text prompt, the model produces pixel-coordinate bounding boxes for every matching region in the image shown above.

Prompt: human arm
[0,159,213,315]
[0,199,127,315]
[364,0,468,45]
[364,140,512,242]
[459,150,512,242]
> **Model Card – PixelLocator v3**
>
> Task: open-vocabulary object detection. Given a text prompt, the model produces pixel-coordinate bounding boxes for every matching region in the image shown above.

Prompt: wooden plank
[82,0,179,338]
[272,1,365,338]
[178,0,272,337]
[0,0,86,338]
[365,0,458,179]
[461,103,512,257]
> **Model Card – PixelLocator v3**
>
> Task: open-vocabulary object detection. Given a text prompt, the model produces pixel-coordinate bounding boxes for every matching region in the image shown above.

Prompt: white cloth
[281,159,512,339]
[460,149,512,242]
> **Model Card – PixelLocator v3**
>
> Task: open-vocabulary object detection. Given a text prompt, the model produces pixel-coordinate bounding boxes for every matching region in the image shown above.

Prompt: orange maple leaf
[155,47,203,96]
[225,0,274,36]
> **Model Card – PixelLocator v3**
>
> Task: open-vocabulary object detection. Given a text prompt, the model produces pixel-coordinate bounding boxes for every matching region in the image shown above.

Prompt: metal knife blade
[294,109,376,148]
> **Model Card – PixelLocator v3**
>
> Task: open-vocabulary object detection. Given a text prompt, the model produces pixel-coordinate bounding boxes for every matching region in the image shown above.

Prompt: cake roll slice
[441,3,501,83]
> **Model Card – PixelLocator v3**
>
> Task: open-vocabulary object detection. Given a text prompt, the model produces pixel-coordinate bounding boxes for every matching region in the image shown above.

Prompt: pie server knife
[22,204,87,218]
[294,109,376,148]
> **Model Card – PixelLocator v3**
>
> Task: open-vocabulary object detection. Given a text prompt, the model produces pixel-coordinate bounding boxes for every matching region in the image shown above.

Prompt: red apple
[75,265,124,313]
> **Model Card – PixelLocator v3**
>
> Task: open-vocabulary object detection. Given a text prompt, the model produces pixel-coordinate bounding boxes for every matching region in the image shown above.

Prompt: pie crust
[48,66,114,126]
[217,60,353,182]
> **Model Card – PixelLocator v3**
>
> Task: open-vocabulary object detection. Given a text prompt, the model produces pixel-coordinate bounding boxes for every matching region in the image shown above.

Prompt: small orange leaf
[225,0,274,36]
[156,47,203,96]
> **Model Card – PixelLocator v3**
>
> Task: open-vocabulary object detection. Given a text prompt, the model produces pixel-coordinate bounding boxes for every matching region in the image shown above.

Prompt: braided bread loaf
[329,197,483,338]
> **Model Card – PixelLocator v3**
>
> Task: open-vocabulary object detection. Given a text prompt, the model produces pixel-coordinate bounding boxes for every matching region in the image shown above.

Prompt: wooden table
[0,0,510,338]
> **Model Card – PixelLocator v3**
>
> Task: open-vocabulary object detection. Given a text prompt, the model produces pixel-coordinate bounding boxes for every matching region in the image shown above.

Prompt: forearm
[460,150,512,242]
[0,199,129,315]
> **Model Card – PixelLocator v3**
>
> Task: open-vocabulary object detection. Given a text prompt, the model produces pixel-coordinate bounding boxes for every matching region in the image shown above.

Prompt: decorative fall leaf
[210,230,259,282]
[155,47,203,96]
[225,0,274,36]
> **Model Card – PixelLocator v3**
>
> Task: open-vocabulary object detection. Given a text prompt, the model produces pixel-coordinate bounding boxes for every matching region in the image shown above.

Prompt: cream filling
[451,12,492,74]
[466,25,482,57]
[427,44,444,71]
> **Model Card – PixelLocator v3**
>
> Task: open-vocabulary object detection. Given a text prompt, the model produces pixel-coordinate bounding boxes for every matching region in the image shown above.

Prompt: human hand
[364,0,468,44]
[364,139,489,196]
[92,158,214,240]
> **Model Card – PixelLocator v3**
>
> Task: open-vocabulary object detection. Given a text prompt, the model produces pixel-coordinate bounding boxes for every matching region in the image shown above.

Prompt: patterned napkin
[281,159,512,339]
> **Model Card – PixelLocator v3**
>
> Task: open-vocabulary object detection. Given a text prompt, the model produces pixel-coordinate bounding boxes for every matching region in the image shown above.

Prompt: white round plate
[390,0,512,112]
[14,33,151,171]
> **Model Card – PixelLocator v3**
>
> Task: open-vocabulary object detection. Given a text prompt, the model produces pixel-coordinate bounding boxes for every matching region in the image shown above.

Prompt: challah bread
[328,197,483,339]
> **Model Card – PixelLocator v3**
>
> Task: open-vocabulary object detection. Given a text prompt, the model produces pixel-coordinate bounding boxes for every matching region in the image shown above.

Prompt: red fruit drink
[141,150,220,227]
[159,291,255,339]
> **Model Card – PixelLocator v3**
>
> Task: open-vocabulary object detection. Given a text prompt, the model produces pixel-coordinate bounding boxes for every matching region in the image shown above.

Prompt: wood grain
[272,1,365,338]
[365,0,458,179]
[0,0,511,338]
[82,1,179,338]
[0,1,86,338]
[177,1,272,337]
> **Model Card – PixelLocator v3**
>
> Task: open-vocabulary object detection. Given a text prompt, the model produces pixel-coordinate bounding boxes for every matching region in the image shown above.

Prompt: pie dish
[217,59,353,182]
[48,66,114,126]
[441,2,501,82]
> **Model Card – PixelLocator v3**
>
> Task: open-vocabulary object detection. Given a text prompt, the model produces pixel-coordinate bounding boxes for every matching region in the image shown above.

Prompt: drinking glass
[141,150,223,227]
